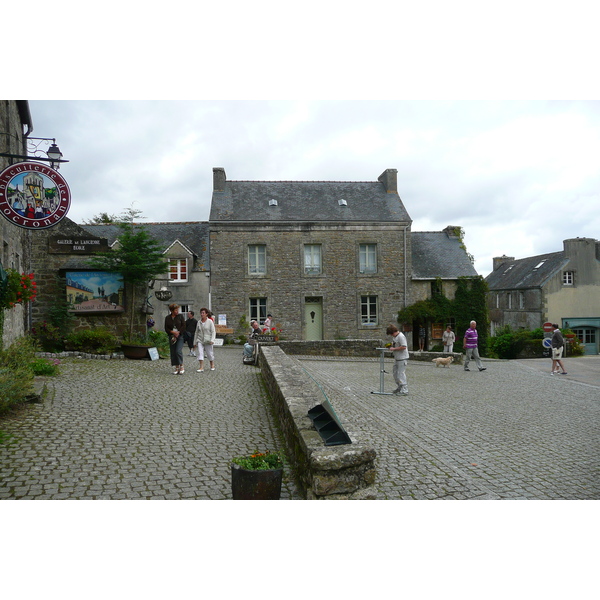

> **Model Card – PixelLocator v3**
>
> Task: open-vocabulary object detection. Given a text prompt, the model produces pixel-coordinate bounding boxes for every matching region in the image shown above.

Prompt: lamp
[0,136,68,169]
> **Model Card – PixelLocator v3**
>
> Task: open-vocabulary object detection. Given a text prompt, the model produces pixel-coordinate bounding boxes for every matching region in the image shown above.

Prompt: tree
[87,207,166,340]
[82,212,119,224]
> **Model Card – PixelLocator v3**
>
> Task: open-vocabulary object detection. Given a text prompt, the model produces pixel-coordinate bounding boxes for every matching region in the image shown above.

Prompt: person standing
[551,324,568,375]
[165,303,186,375]
[262,313,273,333]
[442,325,455,353]
[463,320,486,372]
[418,324,426,351]
[194,307,217,372]
[386,324,409,396]
[185,311,198,356]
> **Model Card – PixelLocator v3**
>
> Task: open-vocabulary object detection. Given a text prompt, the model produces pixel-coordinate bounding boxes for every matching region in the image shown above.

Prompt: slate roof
[485,251,567,290]
[411,232,479,279]
[80,222,210,270]
[209,180,411,223]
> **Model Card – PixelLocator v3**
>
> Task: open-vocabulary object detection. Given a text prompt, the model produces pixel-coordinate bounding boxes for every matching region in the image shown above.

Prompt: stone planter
[231,464,283,500]
[121,344,151,360]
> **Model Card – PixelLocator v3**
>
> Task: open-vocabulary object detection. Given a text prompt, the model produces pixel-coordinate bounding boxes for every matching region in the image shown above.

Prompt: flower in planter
[232,451,283,471]
[0,270,37,310]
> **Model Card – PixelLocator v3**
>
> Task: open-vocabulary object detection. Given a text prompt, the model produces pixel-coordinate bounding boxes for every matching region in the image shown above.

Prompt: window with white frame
[169,258,188,282]
[359,244,377,274]
[249,298,267,324]
[248,245,266,275]
[519,292,524,309]
[304,244,322,275]
[360,295,378,325]
[563,271,574,285]
[508,293,512,309]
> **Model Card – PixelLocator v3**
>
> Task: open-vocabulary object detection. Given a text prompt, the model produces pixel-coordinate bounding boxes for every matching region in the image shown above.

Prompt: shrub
[31,357,61,376]
[147,329,170,358]
[31,321,65,352]
[0,337,36,415]
[65,327,120,355]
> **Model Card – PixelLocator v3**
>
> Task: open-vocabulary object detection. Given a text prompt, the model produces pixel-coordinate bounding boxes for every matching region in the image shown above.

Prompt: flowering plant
[232,451,283,471]
[262,323,283,337]
[0,270,37,310]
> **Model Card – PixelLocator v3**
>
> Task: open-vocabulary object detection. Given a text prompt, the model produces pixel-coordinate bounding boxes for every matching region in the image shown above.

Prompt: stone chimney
[378,168,398,193]
[213,167,226,192]
[493,255,514,271]
[443,226,461,238]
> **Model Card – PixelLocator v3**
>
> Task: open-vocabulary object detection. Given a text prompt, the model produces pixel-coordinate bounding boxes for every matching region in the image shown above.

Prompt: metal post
[371,347,394,395]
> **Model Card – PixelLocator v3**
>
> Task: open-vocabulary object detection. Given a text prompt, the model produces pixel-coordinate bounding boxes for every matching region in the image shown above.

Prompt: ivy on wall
[397,275,489,354]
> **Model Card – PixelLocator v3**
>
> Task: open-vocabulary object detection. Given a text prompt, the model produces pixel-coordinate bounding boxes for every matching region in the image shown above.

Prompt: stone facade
[0,100,33,347]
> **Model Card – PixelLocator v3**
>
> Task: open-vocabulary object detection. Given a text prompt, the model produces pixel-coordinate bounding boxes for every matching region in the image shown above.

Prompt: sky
[26,99,600,276]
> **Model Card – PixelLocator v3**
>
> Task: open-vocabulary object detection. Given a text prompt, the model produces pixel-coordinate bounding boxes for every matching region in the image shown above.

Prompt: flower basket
[231,452,283,500]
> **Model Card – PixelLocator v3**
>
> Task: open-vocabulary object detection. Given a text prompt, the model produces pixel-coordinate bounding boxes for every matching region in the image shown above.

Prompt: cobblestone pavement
[0,347,302,500]
[1,349,598,500]
[296,354,599,499]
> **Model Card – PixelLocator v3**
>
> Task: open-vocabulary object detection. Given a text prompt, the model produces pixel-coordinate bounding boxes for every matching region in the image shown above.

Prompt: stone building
[410,226,479,349]
[486,237,600,354]
[209,167,413,341]
[0,100,33,346]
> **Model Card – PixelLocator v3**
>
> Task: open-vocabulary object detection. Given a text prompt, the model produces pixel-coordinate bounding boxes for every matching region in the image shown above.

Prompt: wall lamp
[0,136,68,170]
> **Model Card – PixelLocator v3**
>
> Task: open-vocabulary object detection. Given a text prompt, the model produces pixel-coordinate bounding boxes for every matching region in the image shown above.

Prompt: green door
[304,298,323,341]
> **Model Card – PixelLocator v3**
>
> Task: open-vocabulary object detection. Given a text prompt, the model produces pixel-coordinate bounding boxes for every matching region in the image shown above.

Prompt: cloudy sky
[26,99,599,276]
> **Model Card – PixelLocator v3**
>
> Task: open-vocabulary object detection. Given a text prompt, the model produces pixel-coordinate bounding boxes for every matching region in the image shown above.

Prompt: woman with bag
[165,303,186,375]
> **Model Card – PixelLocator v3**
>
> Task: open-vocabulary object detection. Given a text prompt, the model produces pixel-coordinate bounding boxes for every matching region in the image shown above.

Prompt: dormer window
[533,260,546,270]
[563,271,574,285]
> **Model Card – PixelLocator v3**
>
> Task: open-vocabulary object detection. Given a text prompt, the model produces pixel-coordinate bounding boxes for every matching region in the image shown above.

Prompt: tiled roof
[411,232,479,278]
[485,251,566,290]
[209,180,411,223]
[80,222,210,269]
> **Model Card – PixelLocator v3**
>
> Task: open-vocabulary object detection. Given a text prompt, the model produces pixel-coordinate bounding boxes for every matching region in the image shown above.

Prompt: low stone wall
[278,339,383,357]
[409,351,463,365]
[260,345,377,499]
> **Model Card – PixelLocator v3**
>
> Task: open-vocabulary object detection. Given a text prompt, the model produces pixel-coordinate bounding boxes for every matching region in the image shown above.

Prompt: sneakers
[479,367,487,371]
[196,368,204,373]
[188,351,196,357]
[464,368,470,371]
[560,372,568,375]
[210,367,216,371]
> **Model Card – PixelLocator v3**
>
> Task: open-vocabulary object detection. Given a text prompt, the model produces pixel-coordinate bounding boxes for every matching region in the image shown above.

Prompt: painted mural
[66,271,124,313]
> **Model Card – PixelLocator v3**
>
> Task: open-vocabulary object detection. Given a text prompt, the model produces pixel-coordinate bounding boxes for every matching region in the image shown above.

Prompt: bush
[0,337,36,415]
[31,321,65,352]
[488,326,548,359]
[147,329,170,358]
[31,357,61,376]
[65,327,120,355]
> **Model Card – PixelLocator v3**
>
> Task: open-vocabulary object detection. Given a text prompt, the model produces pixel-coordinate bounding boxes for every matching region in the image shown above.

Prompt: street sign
[543,322,554,332]
[542,338,552,348]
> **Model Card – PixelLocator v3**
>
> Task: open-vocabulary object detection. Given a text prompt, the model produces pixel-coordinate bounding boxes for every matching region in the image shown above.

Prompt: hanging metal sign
[0,161,71,229]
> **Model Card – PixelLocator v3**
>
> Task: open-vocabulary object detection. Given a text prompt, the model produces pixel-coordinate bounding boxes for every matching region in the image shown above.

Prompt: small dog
[432,356,454,368]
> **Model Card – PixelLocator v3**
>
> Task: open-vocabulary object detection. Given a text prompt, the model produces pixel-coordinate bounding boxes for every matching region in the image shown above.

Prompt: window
[304,244,322,275]
[169,258,188,282]
[507,293,512,309]
[573,328,596,345]
[496,293,500,309]
[248,245,266,275]
[249,298,267,324]
[519,292,524,309]
[563,271,574,285]
[360,295,378,325]
[431,280,443,296]
[359,244,377,274]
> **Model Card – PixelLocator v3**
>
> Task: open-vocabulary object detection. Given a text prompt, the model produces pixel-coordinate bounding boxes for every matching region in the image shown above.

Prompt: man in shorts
[551,324,568,375]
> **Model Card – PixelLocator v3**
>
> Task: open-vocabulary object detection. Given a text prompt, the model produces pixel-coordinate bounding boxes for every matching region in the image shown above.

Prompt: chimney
[443,226,462,238]
[378,168,398,193]
[493,255,514,271]
[213,167,226,192]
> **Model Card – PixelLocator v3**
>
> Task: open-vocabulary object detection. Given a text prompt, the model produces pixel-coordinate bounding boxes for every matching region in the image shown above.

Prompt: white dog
[432,356,454,368]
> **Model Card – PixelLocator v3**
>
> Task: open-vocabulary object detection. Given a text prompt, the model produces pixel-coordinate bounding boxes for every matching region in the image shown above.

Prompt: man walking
[386,324,409,395]
[185,311,198,356]
[442,325,455,353]
[463,320,486,372]
[551,324,568,375]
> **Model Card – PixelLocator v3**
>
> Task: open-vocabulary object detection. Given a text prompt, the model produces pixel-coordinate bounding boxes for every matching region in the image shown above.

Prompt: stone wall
[30,218,144,338]
[259,345,377,499]
[278,339,383,357]
[210,222,409,341]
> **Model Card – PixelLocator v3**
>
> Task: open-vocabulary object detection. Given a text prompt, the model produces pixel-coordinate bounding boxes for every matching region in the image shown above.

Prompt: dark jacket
[551,329,564,349]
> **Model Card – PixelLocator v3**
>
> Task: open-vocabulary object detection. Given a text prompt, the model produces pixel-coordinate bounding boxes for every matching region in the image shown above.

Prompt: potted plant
[87,207,166,358]
[231,451,284,500]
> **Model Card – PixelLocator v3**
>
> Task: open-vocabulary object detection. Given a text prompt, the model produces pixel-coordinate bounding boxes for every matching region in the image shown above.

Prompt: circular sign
[542,338,552,348]
[543,322,554,332]
[0,161,71,229]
